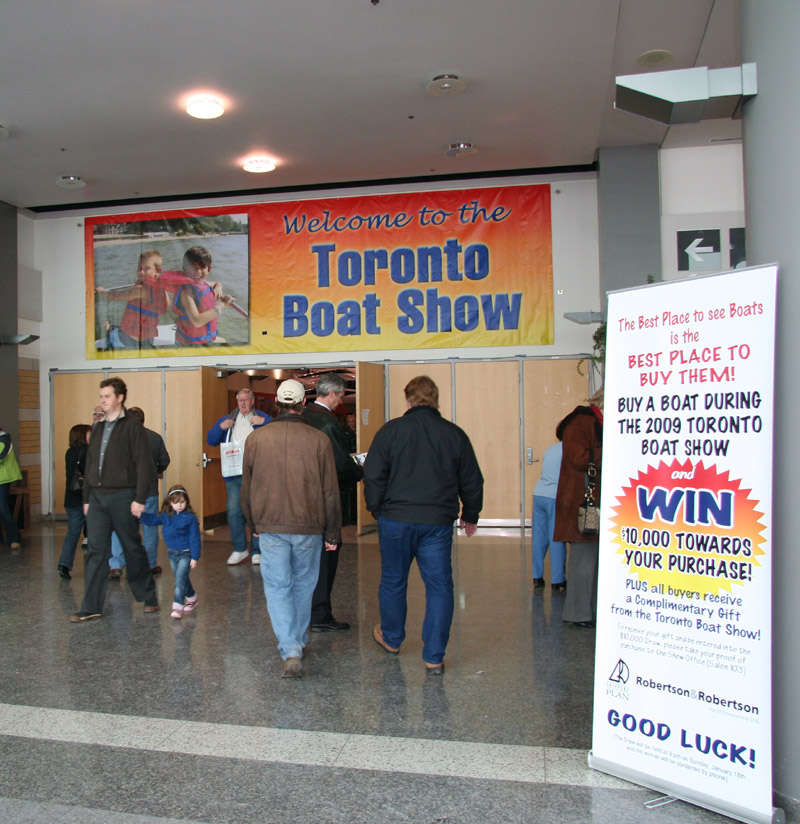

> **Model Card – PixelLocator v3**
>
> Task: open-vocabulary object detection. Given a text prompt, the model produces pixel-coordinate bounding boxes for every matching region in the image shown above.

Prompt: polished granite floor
[0,522,740,824]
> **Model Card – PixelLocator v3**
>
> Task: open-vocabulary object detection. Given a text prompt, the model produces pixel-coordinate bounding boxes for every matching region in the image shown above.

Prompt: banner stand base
[588,752,784,824]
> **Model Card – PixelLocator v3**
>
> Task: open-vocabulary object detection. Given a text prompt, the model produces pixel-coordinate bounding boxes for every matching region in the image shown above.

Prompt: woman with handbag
[57,424,92,579]
[553,388,604,627]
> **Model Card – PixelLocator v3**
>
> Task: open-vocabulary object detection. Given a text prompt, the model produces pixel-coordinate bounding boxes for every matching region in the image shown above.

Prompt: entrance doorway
[50,358,587,531]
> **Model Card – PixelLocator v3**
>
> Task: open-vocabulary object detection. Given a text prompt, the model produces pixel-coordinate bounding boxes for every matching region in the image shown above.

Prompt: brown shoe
[108,568,122,580]
[150,566,162,575]
[282,657,303,678]
[143,599,159,613]
[70,612,102,623]
[425,661,445,675]
[372,624,400,656]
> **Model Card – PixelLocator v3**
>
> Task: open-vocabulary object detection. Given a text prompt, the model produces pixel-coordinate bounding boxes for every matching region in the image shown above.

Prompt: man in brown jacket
[240,379,341,678]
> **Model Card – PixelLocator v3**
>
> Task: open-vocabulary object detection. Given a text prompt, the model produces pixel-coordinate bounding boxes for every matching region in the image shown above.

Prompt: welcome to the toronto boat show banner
[84,184,553,359]
[591,265,778,824]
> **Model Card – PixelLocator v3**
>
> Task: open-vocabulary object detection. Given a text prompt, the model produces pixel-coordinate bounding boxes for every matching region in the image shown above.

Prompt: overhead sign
[85,185,553,358]
[590,266,778,824]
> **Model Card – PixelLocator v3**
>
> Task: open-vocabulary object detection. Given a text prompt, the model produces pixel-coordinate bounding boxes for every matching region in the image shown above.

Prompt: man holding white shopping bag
[207,389,272,564]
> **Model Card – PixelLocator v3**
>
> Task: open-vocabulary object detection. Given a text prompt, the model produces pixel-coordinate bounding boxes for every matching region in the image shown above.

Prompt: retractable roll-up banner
[590,265,781,824]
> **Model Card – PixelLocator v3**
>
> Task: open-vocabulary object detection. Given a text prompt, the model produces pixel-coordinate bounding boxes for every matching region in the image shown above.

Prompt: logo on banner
[610,459,766,601]
[607,658,631,701]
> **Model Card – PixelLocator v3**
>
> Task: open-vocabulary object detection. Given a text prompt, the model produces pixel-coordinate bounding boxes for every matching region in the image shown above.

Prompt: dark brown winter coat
[553,405,603,544]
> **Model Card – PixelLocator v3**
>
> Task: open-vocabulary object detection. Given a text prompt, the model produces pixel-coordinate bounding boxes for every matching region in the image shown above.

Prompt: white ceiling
[0,0,741,212]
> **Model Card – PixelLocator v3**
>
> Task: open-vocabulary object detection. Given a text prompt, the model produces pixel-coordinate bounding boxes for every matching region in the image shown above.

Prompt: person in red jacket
[163,246,233,345]
[96,250,167,349]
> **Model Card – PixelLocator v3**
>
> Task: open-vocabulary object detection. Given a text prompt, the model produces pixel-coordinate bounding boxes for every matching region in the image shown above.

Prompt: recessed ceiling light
[186,94,225,119]
[426,74,466,96]
[637,49,674,68]
[55,175,86,189]
[446,141,477,157]
[242,156,276,173]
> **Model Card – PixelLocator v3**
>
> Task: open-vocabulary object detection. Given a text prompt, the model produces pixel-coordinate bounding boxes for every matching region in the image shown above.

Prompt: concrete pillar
[597,144,662,308]
[0,200,19,444]
[742,2,800,817]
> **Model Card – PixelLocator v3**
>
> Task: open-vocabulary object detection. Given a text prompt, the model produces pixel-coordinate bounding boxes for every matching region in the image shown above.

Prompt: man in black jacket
[302,372,362,632]
[70,377,158,622]
[363,375,483,674]
[107,406,170,577]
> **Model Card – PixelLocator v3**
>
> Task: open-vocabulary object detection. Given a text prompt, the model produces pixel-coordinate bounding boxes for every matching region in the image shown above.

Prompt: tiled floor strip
[0,702,627,788]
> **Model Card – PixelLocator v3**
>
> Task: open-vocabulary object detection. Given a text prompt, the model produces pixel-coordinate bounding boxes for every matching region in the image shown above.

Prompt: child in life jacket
[139,485,201,619]
[163,246,234,345]
[96,250,168,348]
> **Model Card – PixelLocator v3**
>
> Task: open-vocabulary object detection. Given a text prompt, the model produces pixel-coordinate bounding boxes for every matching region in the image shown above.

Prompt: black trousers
[80,488,155,614]
[310,541,341,624]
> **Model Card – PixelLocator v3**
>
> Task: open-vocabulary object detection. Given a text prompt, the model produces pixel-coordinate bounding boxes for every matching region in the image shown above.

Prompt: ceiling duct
[615,64,757,126]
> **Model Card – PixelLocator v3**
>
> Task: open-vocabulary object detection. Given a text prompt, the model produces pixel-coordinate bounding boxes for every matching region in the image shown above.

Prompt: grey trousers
[562,542,598,623]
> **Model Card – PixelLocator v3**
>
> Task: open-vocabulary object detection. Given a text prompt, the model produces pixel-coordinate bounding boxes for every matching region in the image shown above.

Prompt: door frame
[49,355,594,528]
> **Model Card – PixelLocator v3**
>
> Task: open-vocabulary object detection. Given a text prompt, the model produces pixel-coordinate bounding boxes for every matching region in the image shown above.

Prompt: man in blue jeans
[207,389,271,565]
[240,379,341,679]
[363,375,483,675]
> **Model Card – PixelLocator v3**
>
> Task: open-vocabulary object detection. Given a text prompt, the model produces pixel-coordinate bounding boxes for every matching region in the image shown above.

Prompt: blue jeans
[109,495,158,568]
[259,533,322,660]
[225,476,259,556]
[168,549,196,605]
[0,482,21,546]
[531,495,566,583]
[377,516,454,665]
[58,505,86,570]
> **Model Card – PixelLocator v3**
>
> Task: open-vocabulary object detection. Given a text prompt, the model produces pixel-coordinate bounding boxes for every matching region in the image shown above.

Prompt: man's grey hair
[316,373,347,397]
[236,388,255,400]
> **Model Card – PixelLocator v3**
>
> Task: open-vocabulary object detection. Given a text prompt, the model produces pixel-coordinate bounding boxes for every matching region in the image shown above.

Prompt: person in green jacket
[0,425,23,550]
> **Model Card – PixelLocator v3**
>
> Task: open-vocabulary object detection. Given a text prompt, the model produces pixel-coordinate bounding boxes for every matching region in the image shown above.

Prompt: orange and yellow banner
[86,185,553,358]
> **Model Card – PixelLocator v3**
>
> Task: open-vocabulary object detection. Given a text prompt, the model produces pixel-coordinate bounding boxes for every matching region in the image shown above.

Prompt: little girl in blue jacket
[140,485,201,618]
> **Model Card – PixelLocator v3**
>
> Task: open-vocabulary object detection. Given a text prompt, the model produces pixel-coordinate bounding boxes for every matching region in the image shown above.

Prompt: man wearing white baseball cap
[240,379,341,678]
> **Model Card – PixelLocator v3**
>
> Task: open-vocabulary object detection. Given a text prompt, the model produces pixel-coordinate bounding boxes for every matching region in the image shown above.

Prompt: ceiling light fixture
[637,49,674,68]
[242,156,276,173]
[426,74,466,96]
[55,175,86,189]
[446,141,478,157]
[186,94,225,119]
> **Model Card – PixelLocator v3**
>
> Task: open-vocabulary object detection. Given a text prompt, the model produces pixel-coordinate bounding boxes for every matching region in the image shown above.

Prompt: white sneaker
[170,602,183,619]
[183,594,198,613]
[251,553,261,565]
[226,550,249,565]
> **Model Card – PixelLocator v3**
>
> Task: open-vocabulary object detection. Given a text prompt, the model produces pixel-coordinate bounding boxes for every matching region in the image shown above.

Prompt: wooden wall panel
[387,363,452,421]
[164,370,205,523]
[455,361,520,522]
[356,362,385,534]
[109,371,163,433]
[52,372,106,515]
[18,370,39,409]
[17,420,40,454]
[522,359,589,523]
